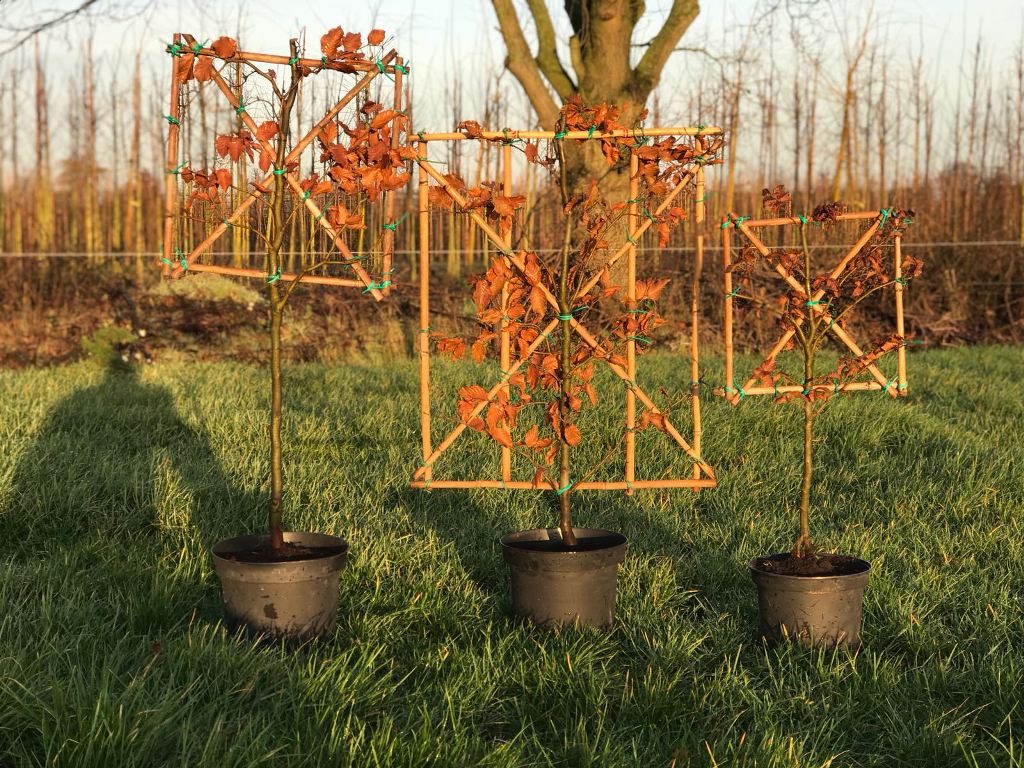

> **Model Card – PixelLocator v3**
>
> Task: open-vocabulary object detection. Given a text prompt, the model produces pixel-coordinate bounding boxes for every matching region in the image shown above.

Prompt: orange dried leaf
[256,121,279,142]
[367,28,386,46]
[211,36,237,59]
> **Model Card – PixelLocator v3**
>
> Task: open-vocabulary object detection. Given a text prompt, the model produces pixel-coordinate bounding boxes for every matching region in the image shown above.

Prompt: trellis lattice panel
[410,126,724,493]
[721,209,912,402]
[162,32,408,300]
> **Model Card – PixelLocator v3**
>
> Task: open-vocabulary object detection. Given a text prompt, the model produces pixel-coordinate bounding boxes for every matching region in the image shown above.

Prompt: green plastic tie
[394,62,410,75]
[587,124,597,138]
[626,232,638,245]
[362,280,392,294]
[805,299,823,307]
[643,207,657,224]
[175,248,188,271]
[191,40,208,55]
[417,130,426,142]
[773,381,780,398]
[725,287,740,299]
[882,376,897,392]
[625,480,634,491]
[696,123,706,134]
[167,161,187,175]
[166,41,185,57]
[288,55,299,65]
[557,313,573,321]
[878,207,893,228]
[627,335,652,345]
[321,56,328,67]
[266,267,282,284]
[419,326,433,334]
[898,382,908,391]
[501,128,522,145]
[223,218,232,228]
[734,216,750,228]
[627,197,645,203]
[314,211,325,221]
[164,115,180,126]
[695,196,707,203]
[835,381,841,395]
[375,59,386,74]
[895,277,908,286]
[273,168,286,176]
[301,190,311,201]
[553,129,568,140]
[724,385,745,400]
[555,481,573,496]
[235,102,246,115]
[383,212,408,232]
[798,214,809,225]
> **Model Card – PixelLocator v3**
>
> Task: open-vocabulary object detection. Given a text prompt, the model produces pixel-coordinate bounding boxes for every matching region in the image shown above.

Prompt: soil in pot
[212,531,349,641]
[500,528,627,630]
[749,553,870,649]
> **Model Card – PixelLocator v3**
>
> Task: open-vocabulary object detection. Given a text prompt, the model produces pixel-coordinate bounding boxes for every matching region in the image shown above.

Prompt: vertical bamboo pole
[691,167,705,482]
[894,234,907,395]
[162,34,183,276]
[381,56,403,296]
[500,143,512,482]
[723,220,734,394]
[625,152,638,494]
[418,140,432,484]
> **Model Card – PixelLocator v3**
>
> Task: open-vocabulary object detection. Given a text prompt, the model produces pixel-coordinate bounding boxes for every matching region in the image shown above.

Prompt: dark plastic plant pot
[211,531,348,640]
[500,528,627,629]
[748,554,871,649]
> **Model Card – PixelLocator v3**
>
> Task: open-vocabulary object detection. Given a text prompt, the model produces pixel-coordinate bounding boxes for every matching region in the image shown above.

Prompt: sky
[0,0,1022,176]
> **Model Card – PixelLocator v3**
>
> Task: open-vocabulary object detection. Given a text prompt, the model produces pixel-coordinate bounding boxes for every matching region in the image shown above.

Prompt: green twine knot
[878,207,893,228]
[626,231,638,245]
[394,62,410,74]
[191,40,208,55]
[167,161,187,175]
[553,129,568,140]
[895,277,908,286]
[721,216,750,229]
[882,376,898,392]
[166,41,184,57]
[725,288,740,299]
[724,385,746,400]
[643,207,657,223]
[383,212,408,232]
[362,279,392,294]
[555,481,573,496]
[235,102,246,115]
[164,115,180,126]
[375,59,385,73]
[266,267,282,284]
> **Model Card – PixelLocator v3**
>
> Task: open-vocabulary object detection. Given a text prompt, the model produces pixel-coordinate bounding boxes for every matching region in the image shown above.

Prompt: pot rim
[747,553,871,582]
[500,527,627,572]
[212,531,349,569]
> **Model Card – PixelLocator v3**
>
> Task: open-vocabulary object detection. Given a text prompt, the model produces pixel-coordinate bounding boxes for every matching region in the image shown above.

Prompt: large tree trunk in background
[491,0,699,201]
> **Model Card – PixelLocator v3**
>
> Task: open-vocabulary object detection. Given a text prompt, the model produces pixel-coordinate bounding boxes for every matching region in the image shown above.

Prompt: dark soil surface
[507,535,625,554]
[754,552,868,577]
[218,541,347,564]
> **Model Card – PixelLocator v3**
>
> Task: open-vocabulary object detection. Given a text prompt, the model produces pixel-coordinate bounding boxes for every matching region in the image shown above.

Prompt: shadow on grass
[2,359,261,630]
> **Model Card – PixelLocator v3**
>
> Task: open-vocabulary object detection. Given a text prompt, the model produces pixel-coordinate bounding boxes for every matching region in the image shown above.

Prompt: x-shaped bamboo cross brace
[169,35,401,301]
[724,210,897,402]
[411,155,715,482]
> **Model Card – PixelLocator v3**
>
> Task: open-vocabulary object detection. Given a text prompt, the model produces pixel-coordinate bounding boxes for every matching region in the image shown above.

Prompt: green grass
[0,348,1021,767]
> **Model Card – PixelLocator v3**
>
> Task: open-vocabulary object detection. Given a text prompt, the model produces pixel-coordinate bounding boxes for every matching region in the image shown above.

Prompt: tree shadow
[2,359,262,626]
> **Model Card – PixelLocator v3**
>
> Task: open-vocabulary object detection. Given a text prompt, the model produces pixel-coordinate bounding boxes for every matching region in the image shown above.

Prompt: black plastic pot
[500,527,627,629]
[748,554,871,648]
[211,531,348,640]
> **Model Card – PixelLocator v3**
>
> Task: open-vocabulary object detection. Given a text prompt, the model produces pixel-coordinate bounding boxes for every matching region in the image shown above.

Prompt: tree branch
[525,0,576,100]
[490,0,561,128]
[632,0,700,95]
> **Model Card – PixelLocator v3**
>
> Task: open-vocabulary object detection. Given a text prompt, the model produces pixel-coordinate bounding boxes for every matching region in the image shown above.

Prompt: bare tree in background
[0,0,151,54]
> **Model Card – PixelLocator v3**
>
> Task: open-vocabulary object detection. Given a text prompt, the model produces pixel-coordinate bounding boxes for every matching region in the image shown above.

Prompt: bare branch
[490,0,560,128]
[632,0,700,95]
[525,0,576,100]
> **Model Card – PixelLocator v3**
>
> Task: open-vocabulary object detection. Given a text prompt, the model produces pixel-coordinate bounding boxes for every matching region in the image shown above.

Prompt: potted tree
[167,29,410,638]
[430,101,719,628]
[722,188,919,647]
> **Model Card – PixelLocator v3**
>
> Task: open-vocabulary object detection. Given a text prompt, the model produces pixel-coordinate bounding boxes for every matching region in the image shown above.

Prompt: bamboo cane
[418,140,432,485]
[161,33,183,276]
[409,479,717,491]
[723,217,734,396]
[178,42,403,75]
[181,262,364,286]
[381,56,403,297]
[895,233,908,395]
[691,166,705,483]
[625,152,638,494]
[500,143,512,482]
[415,126,724,141]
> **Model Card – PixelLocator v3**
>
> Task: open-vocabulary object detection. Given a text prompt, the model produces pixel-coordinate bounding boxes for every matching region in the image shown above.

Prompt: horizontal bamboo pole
[742,382,885,396]
[736,211,884,228]
[409,479,717,491]
[176,41,402,74]
[180,262,364,287]
[416,126,723,142]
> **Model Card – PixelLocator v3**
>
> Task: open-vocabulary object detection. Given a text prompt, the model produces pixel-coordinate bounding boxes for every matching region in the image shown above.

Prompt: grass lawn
[0,347,1021,767]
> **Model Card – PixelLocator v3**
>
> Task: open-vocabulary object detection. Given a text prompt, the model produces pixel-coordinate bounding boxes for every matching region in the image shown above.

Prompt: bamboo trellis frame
[722,209,909,403]
[162,33,407,300]
[411,126,724,493]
